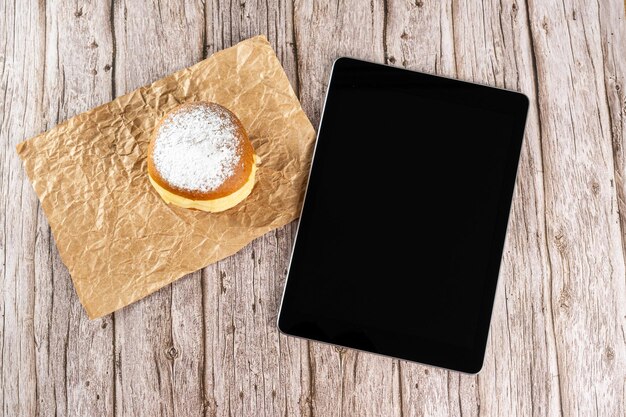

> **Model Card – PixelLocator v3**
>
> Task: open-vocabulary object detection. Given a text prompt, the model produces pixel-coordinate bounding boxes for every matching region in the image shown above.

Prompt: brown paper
[16,35,316,319]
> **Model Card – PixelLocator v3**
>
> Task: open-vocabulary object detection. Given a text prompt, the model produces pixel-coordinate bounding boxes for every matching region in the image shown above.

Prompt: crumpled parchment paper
[16,35,316,319]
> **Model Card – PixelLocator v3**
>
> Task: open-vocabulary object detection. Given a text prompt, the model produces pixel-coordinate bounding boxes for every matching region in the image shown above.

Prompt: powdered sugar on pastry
[152,105,241,192]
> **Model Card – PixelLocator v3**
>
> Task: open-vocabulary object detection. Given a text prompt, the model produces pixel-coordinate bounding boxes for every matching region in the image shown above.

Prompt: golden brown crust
[147,102,255,201]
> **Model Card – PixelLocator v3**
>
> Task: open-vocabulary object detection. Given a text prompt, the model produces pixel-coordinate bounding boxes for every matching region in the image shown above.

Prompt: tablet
[277,57,529,373]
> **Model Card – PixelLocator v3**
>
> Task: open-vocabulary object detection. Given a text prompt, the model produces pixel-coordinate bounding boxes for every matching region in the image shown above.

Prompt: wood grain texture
[2,0,626,416]
[0,2,43,415]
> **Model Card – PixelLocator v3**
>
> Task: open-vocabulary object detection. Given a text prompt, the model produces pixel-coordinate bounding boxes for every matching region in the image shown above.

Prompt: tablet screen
[278,58,529,373]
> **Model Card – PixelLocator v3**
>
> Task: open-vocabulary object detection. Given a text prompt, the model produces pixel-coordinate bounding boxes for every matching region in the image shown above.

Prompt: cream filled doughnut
[147,101,257,212]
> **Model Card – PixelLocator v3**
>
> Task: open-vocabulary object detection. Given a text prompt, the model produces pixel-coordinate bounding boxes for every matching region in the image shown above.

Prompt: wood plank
[1,0,46,415]
[449,1,561,416]
[202,1,309,416]
[384,4,467,416]
[597,0,626,350]
[293,2,404,417]
[524,0,626,415]
[110,1,206,416]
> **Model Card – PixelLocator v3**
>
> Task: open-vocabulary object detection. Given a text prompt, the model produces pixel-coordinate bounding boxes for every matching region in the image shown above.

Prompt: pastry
[147,101,257,212]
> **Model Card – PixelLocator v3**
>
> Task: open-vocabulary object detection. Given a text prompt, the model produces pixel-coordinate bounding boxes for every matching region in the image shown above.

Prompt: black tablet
[277,57,529,373]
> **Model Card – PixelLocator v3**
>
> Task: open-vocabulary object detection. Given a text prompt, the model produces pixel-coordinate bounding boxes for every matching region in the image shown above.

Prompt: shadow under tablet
[277,57,529,374]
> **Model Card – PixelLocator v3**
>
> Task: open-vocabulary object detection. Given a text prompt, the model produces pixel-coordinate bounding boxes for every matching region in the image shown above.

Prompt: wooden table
[2,1,625,416]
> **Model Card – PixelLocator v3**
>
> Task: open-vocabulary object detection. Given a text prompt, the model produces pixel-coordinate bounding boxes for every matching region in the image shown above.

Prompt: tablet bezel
[277,57,529,373]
